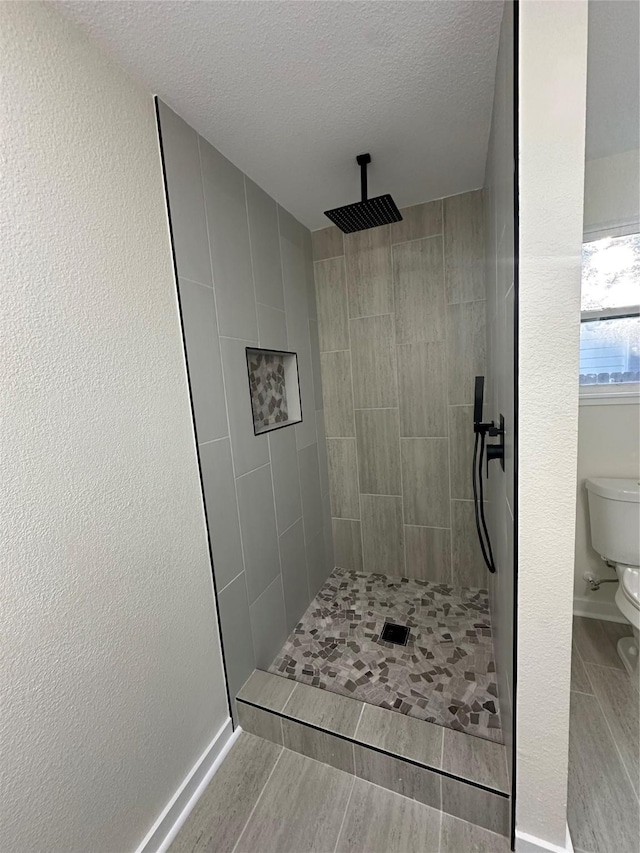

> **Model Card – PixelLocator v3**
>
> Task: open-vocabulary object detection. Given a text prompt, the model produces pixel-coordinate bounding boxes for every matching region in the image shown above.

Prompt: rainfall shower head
[324,153,402,233]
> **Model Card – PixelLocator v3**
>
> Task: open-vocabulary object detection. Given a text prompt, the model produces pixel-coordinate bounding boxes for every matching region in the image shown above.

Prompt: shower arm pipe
[357,153,371,202]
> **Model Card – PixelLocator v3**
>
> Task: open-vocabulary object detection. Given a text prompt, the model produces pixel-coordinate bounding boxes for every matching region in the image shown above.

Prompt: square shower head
[324,194,403,234]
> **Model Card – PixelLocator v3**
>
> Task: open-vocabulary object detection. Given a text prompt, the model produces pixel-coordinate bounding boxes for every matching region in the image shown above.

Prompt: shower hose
[472,430,497,574]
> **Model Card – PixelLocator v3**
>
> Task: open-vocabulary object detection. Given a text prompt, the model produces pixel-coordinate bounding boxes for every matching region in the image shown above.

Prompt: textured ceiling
[58,1,503,229]
[586,0,640,161]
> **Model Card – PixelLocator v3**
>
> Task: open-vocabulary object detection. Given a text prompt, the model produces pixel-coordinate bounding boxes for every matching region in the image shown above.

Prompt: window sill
[579,384,640,406]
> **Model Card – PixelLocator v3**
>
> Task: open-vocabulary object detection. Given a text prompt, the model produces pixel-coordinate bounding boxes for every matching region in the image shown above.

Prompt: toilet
[585,478,640,676]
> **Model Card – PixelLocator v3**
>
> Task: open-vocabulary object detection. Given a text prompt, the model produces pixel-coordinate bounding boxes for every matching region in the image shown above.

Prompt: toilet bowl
[585,478,640,676]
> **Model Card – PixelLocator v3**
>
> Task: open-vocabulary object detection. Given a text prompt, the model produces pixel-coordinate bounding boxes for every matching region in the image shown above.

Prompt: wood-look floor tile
[168,733,281,853]
[573,616,632,670]
[283,681,363,736]
[568,691,639,853]
[440,813,510,853]
[570,643,593,694]
[335,778,441,853]
[442,728,509,793]
[234,748,353,853]
[355,703,443,768]
[585,663,639,796]
[237,669,297,711]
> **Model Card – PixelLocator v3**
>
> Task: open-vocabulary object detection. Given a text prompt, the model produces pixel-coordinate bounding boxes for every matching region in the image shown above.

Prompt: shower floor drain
[380,622,410,646]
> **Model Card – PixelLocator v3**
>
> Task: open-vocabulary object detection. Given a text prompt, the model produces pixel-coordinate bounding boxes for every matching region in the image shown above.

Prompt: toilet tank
[585,478,640,566]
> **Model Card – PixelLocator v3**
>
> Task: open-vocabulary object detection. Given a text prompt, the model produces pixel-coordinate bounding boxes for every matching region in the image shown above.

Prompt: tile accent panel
[313,192,486,588]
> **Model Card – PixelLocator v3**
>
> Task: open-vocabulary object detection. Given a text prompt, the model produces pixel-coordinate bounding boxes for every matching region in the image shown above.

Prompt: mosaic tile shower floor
[269,568,502,743]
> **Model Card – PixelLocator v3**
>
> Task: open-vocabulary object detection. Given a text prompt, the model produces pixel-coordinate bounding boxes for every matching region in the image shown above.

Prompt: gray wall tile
[327,438,360,519]
[356,409,401,496]
[306,529,328,598]
[354,744,442,810]
[451,500,486,588]
[282,719,354,774]
[279,206,308,351]
[350,315,398,409]
[444,190,485,304]
[200,137,257,341]
[157,102,211,286]
[391,200,443,244]
[236,464,280,604]
[321,350,355,437]
[257,303,287,351]
[441,776,509,837]
[199,438,244,590]
[397,341,447,437]
[279,518,310,634]
[345,225,393,318]
[237,703,283,744]
[356,704,443,768]
[249,574,288,670]
[220,337,269,477]
[315,257,349,352]
[269,426,302,535]
[295,338,318,450]
[316,411,329,497]
[323,492,335,571]
[404,525,452,583]
[360,495,404,575]
[245,177,285,310]
[312,225,344,261]
[178,279,228,442]
[448,405,475,500]
[309,320,324,409]
[332,519,363,572]
[401,438,450,527]
[393,236,445,345]
[446,301,486,405]
[217,574,255,707]
[303,230,317,321]
[299,443,323,540]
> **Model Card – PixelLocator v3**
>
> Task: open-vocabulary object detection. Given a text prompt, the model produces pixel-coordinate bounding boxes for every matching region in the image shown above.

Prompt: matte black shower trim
[324,153,403,233]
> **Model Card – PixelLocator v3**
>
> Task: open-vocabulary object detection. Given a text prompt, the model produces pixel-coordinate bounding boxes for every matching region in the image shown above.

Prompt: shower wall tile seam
[198,435,230,447]
[255,300,285,313]
[343,249,363,572]
[218,568,247,596]
[390,232,444,247]
[235,460,271,481]
[179,274,214,291]
[219,334,259,344]
[313,253,345,263]
[440,223,456,589]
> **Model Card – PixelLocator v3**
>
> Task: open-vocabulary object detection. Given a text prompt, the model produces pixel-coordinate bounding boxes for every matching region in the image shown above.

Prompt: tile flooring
[568,617,639,853]
[269,567,501,741]
[169,732,511,853]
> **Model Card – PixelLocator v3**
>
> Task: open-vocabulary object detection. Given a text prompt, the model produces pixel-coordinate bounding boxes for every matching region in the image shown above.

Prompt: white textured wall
[517,0,588,847]
[484,0,515,783]
[0,4,228,851]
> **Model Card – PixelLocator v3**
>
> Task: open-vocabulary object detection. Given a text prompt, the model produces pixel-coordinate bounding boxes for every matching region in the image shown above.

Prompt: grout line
[230,745,284,853]
[217,569,246,596]
[353,702,367,740]
[404,523,451,531]
[349,311,396,322]
[280,680,299,715]
[278,514,304,539]
[198,435,230,447]
[218,334,259,344]
[320,348,351,355]
[399,435,449,440]
[442,230,455,589]
[331,516,361,523]
[354,406,400,412]
[359,493,402,499]
[313,253,345,264]
[235,461,271,481]
[437,807,444,853]
[332,773,357,853]
[391,232,444,248]
[178,275,214,291]
[342,257,363,572]
[255,300,285,313]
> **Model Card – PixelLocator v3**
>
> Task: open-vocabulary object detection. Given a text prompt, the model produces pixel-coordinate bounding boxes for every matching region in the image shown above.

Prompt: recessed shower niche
[245,347,302,436]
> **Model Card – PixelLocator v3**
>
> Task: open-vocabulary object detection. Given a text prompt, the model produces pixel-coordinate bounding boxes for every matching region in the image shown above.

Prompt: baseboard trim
[516,825,574,853]
[573,596,626,624]
[136,718,239,853]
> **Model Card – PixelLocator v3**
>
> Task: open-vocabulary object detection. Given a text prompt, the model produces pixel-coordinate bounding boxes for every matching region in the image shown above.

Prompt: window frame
[579,224,640,405]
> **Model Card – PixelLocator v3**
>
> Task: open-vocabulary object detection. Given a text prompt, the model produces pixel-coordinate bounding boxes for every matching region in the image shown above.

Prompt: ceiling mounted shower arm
[357,153,371,202]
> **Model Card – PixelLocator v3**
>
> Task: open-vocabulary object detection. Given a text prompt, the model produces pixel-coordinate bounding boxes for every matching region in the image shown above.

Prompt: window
[580,233,640,394]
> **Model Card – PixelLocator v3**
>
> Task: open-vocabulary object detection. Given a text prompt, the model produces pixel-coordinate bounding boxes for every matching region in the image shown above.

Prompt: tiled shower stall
[157,101,333,715]
[313,192,487,586]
